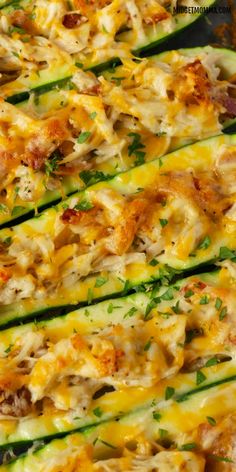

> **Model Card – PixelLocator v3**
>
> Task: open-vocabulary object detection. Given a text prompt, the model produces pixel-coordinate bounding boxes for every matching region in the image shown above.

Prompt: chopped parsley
[165,386,175,400]
[3,237,12,246]
[171,300,181,314]
[196,370,206,385]
[159,218,168,228]
[219,306,227,321]
[94,276,108,288]
[153,411,162,421]
[11,206,26,217]
[219,246,236,260]
[149,258,158,266]
[197,235,211,250]
[145,299,159,318]
[127,132,146,165]
[74,200,93,211]
[5,343,13,354]
[179,443,197,451]
[9,26,26,35]
[99,439,117,449]
[79,170,112,186]
[0,204,8,214]
[144,337,153,351]
[215,297,222,310]
[207,416,216,426]
[93,407,103,418]
[89,111,97,120]
[208,454,234,463]
[77,131,91,144]
[199,295,209,305]
[184,289,194,298]
[205,357,219,367]
[107,303,121,314]
[45,150,62,176]
[159,428,168,438]
[123,307,137,319]
[161,288,174,301]
[87,288,93,305]
[111,76,125,85]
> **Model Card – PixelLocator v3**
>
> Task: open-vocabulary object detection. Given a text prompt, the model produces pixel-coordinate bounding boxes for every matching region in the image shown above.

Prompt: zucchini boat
[1,47,236,228]
[0,134,236,324]
[0,344,236,449]
[0,0,217,71]
[0,265,236,451]
[0,289,235,449]
[1,407,236,470]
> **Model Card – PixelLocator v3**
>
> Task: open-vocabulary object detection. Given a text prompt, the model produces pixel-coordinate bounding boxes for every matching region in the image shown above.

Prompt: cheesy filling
[0,308,185,419]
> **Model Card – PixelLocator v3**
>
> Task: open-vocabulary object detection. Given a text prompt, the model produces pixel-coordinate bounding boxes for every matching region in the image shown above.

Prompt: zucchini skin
[5,77,72,106]
[0,134,236,325]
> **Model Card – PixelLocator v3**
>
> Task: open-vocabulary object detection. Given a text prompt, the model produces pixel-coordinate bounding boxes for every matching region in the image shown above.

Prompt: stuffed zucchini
[0,134,236,324]
[0,46,236,227]
[1,409,236,470]
[0,281,235,448]
[0,0,217,70]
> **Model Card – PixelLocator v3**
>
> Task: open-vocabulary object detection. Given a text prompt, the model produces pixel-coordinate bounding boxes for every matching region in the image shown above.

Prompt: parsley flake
[159,218,168,228]
[215,297,222,310]
[95,276,108,288]
[165,386,175,400]
[93,407,103,417]
[77,131,91,144]
[207,416,216,426]
[153,411,162,421]
[123,307,137,319]
[196,370,206,385]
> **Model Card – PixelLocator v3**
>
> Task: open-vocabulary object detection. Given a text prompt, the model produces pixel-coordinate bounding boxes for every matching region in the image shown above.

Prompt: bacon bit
[62,13,87,28]
[60,208,82,224]
[144,11,169,25]
[221,96,236,117]
[60,207,96,225]
[195,281,207,290]
[0,268,11,283]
